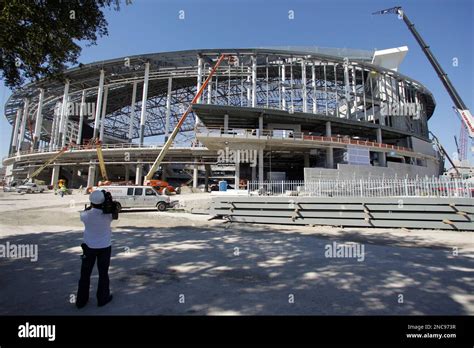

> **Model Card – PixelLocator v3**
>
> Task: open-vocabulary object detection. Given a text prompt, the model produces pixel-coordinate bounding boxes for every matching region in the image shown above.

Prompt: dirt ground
[0,190,473,315]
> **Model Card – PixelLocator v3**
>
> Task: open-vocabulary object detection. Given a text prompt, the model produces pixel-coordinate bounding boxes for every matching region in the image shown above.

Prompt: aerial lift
[374,6,474,173]
[144,54,233,183]
[28,146,69,181]
[26,137,108,187]
[94,139,109,182]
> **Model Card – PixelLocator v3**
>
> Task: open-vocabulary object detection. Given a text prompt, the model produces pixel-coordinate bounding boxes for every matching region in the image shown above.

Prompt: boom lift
[144,54,233,183]
[94,139,109,182]
[27,137,108,187]
[28,146,69,181]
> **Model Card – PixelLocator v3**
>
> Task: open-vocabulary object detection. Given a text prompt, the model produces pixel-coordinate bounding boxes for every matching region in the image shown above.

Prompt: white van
[94,186,172,211]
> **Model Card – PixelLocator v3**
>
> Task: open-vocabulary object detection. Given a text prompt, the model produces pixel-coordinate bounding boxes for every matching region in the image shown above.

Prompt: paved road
[0,192,473,315]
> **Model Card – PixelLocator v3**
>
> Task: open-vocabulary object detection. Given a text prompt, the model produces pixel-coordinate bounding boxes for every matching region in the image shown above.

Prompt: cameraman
[76,190,116,308]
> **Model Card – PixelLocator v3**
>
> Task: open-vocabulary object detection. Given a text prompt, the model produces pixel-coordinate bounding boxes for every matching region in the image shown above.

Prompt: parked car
[17,182,47,193]
[3,185,17,192]
[94,185,173,211]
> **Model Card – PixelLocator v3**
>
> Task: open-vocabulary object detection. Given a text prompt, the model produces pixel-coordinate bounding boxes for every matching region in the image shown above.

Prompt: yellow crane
[94,139,109,182]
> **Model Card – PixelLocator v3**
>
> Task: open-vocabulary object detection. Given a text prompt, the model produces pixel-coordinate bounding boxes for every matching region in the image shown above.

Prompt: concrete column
[376,128,386,167]
[207,67,212,104]
[135,160,143,185]
[352,66,358,112]
[325,121,334,169]
[125,165,130,182]
[258,147,264,182]
[193,160,198,188]
[139,62,150,146]
[93,70,105,139]
[99,86,109,141]
[161,164,167,181]
[11,109,21,153]
[69,168,76,188]
[51,163,60,187]
[18,99,29,152]
[196,55,203,126]
[281,64,286,110]
[343,59,351,119]
[246,67,251,107]
[52,103,59,148]
[301,60,307,112]
[165,76,172,140]
[204,164,211,192]
[251,164,256,181]
[58,80,70,146]
[61,95,71,147]
[54,100,62,147]
[234,150,240,189]
[33,88,45,149]
[27,166,35,180]
[224,114,229,133]
[251,55,257,107]
[312,63,317,114]
[86,161,96,188]
[259,115,263,136]
[128,81,137,142]
[77,90,86,145]
[49,110,56,151]
[304,153,310,168]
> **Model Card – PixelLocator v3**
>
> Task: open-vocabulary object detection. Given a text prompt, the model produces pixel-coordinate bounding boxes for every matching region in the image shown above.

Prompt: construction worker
[76,190,114,308]
[60,185,67,197]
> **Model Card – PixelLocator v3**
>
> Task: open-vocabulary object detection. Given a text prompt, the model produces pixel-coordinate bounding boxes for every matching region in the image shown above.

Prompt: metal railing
[197,127,413,153]
[3,142,207,161]
[247,178,474,198]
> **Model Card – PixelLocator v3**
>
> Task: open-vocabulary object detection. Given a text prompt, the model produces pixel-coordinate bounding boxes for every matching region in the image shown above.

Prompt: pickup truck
[17,182,47,193]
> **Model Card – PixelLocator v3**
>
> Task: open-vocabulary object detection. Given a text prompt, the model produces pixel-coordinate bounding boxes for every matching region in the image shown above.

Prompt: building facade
[2,47,442,188]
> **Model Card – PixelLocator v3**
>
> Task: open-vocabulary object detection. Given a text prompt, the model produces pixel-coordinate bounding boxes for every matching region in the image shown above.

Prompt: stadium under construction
[3,46,444,189]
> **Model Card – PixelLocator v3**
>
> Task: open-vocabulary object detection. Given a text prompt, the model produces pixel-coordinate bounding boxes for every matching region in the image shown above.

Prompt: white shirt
[80,208,113,248]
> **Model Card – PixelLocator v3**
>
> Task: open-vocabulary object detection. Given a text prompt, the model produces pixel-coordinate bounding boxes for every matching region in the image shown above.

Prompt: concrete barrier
[211,196,474,230]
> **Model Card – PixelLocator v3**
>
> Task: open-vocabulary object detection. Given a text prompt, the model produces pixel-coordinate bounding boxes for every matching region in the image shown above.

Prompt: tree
[0,0,123,89]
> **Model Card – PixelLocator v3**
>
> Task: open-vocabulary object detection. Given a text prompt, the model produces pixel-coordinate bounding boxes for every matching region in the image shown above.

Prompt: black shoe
[98,294,113,307]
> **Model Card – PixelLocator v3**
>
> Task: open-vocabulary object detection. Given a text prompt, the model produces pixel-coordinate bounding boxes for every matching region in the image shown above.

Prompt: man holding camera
[76,190,118,309]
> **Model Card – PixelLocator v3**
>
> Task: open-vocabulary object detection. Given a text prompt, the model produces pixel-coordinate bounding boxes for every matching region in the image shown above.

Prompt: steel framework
[4,48,436,156]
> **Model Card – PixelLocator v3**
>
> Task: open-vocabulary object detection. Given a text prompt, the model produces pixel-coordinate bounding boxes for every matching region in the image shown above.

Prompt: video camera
[85,190,120,220]
[101,190,120,220]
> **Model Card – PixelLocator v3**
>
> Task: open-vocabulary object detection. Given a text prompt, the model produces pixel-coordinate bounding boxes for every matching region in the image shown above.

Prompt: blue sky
[1,0,473,164]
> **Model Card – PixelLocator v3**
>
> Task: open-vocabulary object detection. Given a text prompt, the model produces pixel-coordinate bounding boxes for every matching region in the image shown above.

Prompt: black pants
[77,243,111,306]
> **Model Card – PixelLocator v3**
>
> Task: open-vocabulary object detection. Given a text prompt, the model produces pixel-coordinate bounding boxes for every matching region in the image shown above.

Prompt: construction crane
[454,107,469,161]
[144,54,232,182]
[374,6,474,165]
